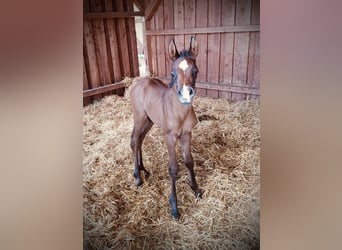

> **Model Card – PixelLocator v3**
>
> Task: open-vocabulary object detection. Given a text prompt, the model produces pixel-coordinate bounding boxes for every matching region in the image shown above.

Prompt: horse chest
[164,109,197,135]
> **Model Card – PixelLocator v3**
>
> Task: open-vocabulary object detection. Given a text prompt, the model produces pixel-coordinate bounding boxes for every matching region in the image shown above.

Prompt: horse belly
[143,94,164,127]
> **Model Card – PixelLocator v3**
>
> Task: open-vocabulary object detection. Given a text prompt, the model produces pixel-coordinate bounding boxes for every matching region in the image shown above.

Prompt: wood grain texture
[232,0,251,101]
[219,0,235,99]
[195,0,208,97]
[207,0,221,98]
[104,0,122,82]
[174,0,185,51]
[83,0,140,104]
[164,0,174,79]
[83,0,260,103]
[154,3,166,77]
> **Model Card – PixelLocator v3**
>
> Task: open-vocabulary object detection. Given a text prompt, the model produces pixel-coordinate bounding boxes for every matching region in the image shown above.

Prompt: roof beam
[133,0,145,11]
[145,0,162,21]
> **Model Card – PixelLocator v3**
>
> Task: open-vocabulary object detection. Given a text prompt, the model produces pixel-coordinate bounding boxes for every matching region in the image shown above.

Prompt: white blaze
[179,59,189,72]
[182,85,191,102]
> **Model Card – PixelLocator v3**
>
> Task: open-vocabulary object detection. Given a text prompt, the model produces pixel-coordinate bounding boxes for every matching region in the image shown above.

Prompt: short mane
[179,50,192,57]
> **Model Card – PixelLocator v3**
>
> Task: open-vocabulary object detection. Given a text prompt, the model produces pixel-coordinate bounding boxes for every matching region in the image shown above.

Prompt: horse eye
[189,88,194,95]
[193,68,199,77]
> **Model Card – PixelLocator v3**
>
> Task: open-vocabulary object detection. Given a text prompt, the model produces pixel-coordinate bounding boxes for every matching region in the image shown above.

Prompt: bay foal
[129,37,202,219]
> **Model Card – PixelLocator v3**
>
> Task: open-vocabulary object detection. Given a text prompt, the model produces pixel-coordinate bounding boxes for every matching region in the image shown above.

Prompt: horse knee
[168,165,178,179]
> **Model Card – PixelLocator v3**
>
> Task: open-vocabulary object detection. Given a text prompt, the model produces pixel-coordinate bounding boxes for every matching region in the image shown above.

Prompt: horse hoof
[171,210,180,220]
[135,179,143,187]
[195,190,202,199]
[143,170,150,179]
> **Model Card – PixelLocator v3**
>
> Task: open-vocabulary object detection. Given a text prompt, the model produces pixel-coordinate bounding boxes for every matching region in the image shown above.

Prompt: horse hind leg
[137,117,153,178]
[130,116,153,187]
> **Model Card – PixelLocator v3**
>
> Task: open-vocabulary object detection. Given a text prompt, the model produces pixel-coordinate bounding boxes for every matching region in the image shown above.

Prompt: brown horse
[129,37,202,219]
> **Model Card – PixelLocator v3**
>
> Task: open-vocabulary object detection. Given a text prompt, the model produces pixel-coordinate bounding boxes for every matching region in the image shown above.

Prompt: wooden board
[84,0,101,101]
[93,0,260,103]
[164,0,174,79]
[154,3,166,77]
[247,0,260,100]
[83,0,141,104]
[126,0,140,77]
[219,0,235,99]
[174,0,185,51]
[195,0,208,97]
[184,0,196,47]
[104,0,122,82]
[90,0,112,85]
[207,0,221,98]
[115,0,131,77]
[83,59,91,105]
[232,0,251,101]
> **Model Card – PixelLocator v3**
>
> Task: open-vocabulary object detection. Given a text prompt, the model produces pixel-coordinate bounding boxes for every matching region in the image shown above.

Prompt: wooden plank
[115,0,131,77]
[207,0,221,98]
[83,0,101,101]
[145,17,152,76]
[148,16,158,76]
[184,0,196,45]
[232,0,251,101]
[195,0,208,97]
[126,0,140,77]
[196,82,260,95]
[83,82,126,97]
[164,0,174,78]
[84,11,144,19]
[247,31,260,100]
[219,0,235,99]
[90,0,112,87]
[145,0,163,21]
[104,0,122,82]
[154,3,166,77]
[145,25,260,35]
[174,0,185,51]
[83,59,91,105]
[157,77,260,95]
[251,0,260,25]
[247,0,260,100]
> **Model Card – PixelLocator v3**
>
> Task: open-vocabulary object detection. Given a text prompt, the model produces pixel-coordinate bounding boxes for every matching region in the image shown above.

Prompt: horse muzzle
[177,85,195,105]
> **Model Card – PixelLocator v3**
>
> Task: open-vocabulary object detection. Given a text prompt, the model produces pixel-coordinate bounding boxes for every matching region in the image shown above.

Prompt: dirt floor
[83,86,260,249]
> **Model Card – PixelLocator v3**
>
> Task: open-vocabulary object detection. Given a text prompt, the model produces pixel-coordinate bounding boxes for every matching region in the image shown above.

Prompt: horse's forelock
[179,50,191,57]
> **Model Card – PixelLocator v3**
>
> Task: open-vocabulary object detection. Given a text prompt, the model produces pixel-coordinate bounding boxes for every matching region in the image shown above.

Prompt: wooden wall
[145,0,260,101]
[83,0,141,105]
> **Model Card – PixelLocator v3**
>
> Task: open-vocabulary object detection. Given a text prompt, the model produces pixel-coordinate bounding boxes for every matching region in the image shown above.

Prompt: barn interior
[83,0,260,249]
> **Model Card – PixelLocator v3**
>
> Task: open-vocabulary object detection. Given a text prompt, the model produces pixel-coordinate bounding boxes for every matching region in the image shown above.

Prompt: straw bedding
[83,81,260,249]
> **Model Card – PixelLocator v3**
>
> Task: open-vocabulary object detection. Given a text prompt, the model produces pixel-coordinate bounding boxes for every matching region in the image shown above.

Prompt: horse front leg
[181,132,202,198]
[165,132,180,219]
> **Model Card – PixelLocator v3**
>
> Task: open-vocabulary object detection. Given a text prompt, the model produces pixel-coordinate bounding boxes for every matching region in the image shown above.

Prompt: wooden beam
[146,25,260,35]
[84,11,144,19]
[158,77,260,95]
[83,82,126,97]
[133,0,145,11]
[145,0,162,21]
[196,82,260,96]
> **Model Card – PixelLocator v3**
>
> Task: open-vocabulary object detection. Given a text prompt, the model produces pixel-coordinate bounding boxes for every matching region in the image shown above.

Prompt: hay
[83,89,260,249]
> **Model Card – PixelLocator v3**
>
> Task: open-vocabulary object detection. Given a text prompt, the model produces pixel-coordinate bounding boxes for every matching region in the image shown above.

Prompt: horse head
[168,37,199,106]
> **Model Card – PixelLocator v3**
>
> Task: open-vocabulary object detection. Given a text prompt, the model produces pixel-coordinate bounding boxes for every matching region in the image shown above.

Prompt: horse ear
[168,39,179,61]
[189,36,198,58]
